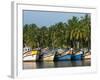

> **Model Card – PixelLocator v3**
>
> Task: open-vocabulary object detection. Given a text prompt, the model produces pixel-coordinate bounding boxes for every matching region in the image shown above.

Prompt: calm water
[23,60,91,69]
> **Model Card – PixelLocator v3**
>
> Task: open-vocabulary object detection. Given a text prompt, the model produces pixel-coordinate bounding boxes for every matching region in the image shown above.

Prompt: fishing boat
[23,55,38,61]
[54,54,72,61]
[84,55,91,59]
[54,49,72,61]
[84,51,91,59]
[71,50,83,60]
[23,50,39,61]
[41,49,55,61]
[42,54,55,61]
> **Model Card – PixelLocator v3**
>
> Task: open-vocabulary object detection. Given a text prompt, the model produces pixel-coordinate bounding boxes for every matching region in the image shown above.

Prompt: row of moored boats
[23,48,91,61]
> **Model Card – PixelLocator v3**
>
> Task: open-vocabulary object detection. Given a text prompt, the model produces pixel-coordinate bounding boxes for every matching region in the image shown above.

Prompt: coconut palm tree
[66,15,91,49]
[66,16,79,48]
[79,14,91,49]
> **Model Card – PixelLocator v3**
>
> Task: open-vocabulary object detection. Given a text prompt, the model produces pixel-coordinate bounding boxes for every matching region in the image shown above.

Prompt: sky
[23,10,89,27]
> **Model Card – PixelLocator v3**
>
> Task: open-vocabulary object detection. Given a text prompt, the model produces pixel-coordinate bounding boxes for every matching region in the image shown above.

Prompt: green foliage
[23,14,91,49]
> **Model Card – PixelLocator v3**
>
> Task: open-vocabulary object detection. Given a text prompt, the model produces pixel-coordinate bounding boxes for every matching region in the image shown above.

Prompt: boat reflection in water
[23,60,91,69]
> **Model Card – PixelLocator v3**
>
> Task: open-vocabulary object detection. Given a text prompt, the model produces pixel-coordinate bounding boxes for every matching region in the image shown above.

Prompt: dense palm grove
[23,14,91,49]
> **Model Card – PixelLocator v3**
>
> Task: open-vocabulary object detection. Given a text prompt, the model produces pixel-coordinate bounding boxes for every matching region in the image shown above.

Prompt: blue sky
[23,10,89,27]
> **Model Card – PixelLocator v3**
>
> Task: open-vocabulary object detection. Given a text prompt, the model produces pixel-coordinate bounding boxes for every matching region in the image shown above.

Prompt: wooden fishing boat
[54,50,72,61]
[23,50,39,61]
[71,51,83,60]
[42,54,55,61]
[41,50,55,61]
[23,55,38,61]
[84,55,91,59]
[54,54,72,61]
[84,52,91,59]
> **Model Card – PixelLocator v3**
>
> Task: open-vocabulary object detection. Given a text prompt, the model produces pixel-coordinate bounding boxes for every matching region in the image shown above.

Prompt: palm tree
[23,14,91,50]
[79,14,91,49]
[66,16,79,48]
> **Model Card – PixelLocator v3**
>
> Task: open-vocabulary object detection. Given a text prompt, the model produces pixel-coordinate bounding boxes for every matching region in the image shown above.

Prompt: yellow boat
[23,50,39,61]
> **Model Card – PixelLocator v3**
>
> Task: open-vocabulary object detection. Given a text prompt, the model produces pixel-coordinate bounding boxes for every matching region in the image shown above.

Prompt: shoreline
[23,59,91,62]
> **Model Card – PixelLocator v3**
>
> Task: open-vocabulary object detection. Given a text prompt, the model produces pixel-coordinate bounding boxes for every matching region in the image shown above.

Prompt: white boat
[23,50,39,61]
[23,55,37,61]
[84,51,91,59]
[84,55,91,59]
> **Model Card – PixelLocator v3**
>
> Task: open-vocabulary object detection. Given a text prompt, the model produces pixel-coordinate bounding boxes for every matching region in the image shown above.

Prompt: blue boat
[72,51,83,60]
[54,54,72,61]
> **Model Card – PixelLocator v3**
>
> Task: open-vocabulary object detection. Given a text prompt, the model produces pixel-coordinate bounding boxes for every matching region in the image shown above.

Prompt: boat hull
[42,55,55,61]
[72,54,83,60]
[23,55,38,61]
[84,55,91,59]
[54,54,72,61]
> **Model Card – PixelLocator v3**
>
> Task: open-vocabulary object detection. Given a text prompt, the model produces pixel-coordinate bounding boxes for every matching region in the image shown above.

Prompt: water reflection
[23,60,91,69]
